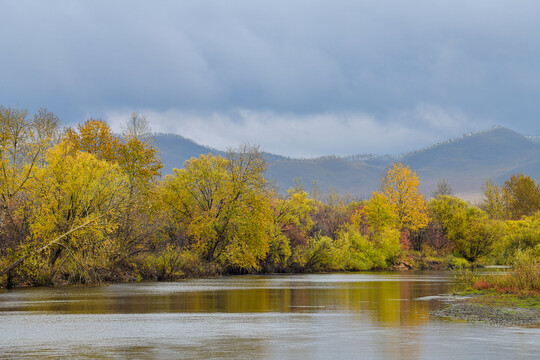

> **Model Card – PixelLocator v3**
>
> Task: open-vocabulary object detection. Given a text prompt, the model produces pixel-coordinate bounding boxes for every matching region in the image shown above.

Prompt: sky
[1,1,539,158]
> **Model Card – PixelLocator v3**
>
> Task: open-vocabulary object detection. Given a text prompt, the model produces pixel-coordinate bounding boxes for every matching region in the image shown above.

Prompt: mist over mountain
[154,127,540,199]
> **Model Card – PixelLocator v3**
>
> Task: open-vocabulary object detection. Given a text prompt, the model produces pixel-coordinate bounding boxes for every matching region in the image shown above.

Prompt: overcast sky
[1,1,539,157]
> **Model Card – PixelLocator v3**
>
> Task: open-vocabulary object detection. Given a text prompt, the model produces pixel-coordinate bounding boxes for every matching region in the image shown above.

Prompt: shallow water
[0,271,538,359]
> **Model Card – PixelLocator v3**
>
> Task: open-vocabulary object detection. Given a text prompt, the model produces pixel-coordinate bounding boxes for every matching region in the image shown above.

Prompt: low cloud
[106,106,490,158]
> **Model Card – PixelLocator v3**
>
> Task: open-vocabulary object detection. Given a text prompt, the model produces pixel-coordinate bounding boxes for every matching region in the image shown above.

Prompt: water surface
[0,271,538,359]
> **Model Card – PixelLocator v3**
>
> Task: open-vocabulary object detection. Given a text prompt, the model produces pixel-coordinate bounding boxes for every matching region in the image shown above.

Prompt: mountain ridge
[152,127,540,198]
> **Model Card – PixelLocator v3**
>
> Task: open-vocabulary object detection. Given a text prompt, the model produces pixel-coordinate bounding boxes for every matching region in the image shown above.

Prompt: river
[0,271,538,359]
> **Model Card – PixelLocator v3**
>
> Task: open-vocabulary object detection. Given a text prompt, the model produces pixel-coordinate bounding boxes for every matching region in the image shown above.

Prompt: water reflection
[0,271,538,359]
[0,272,449,324]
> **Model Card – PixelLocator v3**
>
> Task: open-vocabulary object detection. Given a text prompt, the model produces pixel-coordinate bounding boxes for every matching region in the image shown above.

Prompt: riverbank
[1,253,455,289]
[431,292,540,326]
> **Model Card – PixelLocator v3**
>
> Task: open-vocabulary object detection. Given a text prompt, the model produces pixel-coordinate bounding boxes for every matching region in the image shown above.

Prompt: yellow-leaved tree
[0,107,60,281]
[338,191,401,270]
[160,145,273,271]
[65,119,120,163]
[360,191,397,233]
[11,141,128,284]
[480,179,507,220]
[0,106,59,215]
[66,116,162,187]
[380,163,429,235]
[116,113,163,190]
[65,116,163,264]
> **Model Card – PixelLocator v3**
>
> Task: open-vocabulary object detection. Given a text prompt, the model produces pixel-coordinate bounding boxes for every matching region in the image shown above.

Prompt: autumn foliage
[1,105,540,287]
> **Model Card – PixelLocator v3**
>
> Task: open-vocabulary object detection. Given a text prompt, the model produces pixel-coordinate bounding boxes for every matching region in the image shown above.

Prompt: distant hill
[400,127,540,198]
[153,133,288,173]
[153,128,540,199]
[153,133,225,173]
[266,157,383,196]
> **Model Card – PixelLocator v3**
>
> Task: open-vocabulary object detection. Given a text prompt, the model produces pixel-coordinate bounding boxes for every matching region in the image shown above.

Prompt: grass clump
[459,251,540,295]
[466,292,540,310]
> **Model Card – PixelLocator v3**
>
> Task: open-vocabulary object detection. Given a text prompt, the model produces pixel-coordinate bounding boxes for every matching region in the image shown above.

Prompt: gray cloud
[106,106,489,158]
[1,1,539,155]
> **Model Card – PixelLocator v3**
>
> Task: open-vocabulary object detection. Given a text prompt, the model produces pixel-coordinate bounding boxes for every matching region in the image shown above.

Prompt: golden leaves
[381,163,428,232]
[28,141,127,247]
[66,118,162,191]
[160,146,273,270]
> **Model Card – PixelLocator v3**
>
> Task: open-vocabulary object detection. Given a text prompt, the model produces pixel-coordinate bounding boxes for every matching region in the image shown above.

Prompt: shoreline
[1,261,453,289]
[430,292,540,326]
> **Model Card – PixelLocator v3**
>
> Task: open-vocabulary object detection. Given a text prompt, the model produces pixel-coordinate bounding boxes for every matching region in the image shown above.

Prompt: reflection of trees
[2,274,458,360]
[12,275,449,324]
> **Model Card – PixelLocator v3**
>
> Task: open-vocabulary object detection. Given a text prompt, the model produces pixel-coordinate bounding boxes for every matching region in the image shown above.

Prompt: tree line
[1,106,539,288]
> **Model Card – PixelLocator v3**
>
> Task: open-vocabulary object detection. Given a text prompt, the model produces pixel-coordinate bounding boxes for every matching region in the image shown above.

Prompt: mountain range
[153,127,540,200]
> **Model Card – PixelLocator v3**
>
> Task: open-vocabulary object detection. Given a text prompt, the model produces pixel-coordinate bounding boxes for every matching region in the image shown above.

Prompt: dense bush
[430,196,502,262]
[469,251,540,293]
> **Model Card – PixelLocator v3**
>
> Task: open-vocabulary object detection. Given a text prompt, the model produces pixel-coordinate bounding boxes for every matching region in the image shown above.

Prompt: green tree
[430,195,501,262]
[504,173,540,220]
[481,174,540,221]
[498,213,540,260]
[480,179,507,220]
